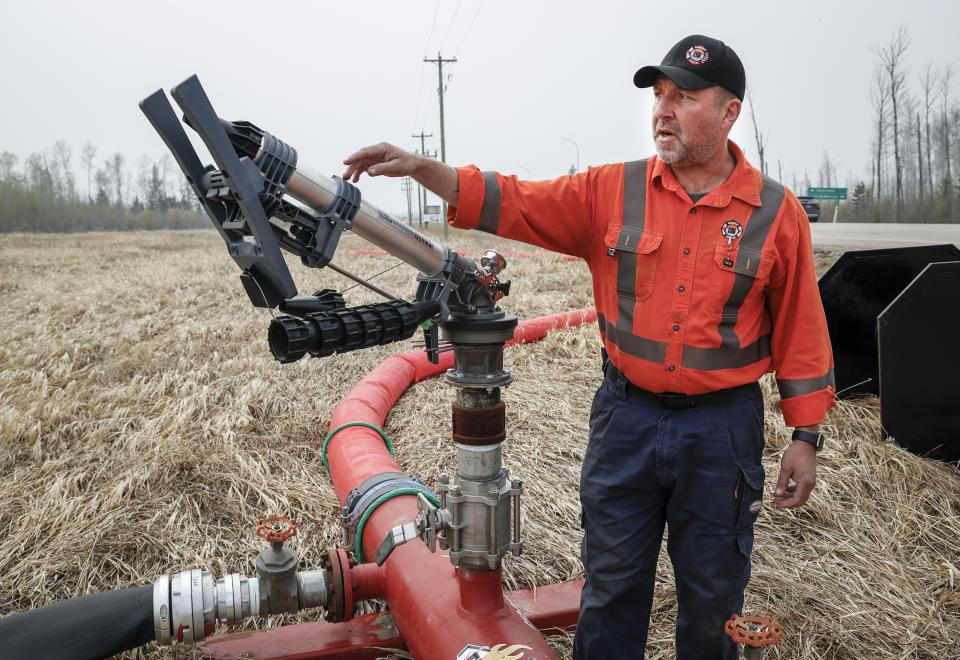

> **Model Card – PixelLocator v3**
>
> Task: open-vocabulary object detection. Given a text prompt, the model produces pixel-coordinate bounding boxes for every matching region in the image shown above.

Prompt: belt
[603,361,748,410]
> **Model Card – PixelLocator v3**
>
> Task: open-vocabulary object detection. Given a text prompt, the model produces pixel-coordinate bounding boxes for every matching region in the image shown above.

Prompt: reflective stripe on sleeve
[681,335,771,371]
[717,176,785,349]
[777,369,836,399]
[477,171,501,234]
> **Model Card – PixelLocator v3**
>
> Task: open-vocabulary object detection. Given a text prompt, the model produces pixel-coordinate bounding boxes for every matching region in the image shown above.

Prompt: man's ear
[724,98,742,127]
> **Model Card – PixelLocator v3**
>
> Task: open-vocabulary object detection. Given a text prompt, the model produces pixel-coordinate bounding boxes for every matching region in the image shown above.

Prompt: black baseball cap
[633,35,745,101]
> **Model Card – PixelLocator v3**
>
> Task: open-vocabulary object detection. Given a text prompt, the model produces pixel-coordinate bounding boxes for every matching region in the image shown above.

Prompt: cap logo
[685,45,710,65]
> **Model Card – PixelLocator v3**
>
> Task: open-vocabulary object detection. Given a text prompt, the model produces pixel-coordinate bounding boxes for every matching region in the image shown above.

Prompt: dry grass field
[1,228,958,659]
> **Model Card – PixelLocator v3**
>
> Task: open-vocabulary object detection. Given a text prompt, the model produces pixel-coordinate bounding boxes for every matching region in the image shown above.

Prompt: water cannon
[0,75,569,660]
[139,75,511,364]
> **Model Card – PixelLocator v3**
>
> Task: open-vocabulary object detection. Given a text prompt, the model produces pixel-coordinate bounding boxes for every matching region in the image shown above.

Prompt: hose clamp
[340,471,437,552]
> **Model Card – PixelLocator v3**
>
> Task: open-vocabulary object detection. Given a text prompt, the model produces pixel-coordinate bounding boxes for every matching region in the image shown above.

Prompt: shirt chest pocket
[707,244,776,319]
[604,226,663,303]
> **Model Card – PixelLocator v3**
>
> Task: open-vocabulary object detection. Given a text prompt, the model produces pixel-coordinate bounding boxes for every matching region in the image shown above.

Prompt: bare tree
[158,154,172,202]
[877,26,910,220]
[25,152,53,193]
[746,89,767,175]
[818,152,836,187]
[870,65,890,198]
[94,167,111,205]
[80,142,97,202]
[941,67,953,183]
[0,152,17,181]
[920,64,940,197]
[916,112,924,203]
[52,140,74,201]
[136,155,151,207]
[106,153,125,206]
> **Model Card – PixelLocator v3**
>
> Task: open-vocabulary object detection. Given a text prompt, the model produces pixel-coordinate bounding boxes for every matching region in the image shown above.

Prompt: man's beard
[655,131,687,165]
[654,123,722,166]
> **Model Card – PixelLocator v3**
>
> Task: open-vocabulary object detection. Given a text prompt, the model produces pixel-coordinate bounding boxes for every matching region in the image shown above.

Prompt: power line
[454,0,485,57]
[414,0,442,133]
[438,0,463,52]
[423,0,441,57]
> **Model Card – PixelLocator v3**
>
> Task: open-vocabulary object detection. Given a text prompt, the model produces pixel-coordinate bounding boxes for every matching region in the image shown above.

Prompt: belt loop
[613,365,627,397]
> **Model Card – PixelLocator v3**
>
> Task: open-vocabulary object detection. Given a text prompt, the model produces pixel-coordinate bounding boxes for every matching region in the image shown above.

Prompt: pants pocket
[734,464,765,558]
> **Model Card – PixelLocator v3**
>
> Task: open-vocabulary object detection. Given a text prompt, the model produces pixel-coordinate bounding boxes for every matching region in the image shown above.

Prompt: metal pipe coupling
[153,568,329,645]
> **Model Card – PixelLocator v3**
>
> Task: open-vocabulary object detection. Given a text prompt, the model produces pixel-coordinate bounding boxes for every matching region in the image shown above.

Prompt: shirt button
[673,325,680,332]
[678,285,685,292]
[690,208,697,214]
[668,364,676,371]
[683,248,691,255]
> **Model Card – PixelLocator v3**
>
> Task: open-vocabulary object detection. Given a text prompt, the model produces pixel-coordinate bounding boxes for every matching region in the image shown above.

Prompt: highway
[810,222,960,250]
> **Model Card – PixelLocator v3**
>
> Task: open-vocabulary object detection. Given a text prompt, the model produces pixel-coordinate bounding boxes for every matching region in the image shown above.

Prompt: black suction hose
[0,585,154,660]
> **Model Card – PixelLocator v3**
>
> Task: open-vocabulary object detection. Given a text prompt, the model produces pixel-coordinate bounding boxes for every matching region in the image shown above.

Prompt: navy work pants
[572,370,766,659]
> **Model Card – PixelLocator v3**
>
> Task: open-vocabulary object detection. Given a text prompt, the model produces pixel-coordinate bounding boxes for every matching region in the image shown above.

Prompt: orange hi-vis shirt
[447,140,836,427]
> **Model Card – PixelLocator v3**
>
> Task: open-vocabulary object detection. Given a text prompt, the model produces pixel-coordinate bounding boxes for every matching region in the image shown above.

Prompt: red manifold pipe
[198,309,596,659]
[323,308,596,659]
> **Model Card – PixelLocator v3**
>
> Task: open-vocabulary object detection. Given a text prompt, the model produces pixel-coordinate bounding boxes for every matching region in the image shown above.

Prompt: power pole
[401,177,414,225]
[424,150,438,224]
[414,151,424,227]
[412,130,433,228]
[424,51,456,237]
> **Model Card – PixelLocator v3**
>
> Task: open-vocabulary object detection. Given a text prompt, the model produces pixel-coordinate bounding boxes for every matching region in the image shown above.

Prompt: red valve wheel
[724,613,783,647]
[257,515,298,543]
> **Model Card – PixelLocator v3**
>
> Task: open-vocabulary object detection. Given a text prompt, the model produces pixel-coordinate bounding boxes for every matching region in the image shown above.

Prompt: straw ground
[0,229,957,658]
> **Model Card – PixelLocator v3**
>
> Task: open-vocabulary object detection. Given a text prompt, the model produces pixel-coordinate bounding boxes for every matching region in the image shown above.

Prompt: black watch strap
[792,429,824,451]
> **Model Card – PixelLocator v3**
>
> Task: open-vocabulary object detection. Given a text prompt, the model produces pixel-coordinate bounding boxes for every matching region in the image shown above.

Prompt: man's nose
[654,97,674,121]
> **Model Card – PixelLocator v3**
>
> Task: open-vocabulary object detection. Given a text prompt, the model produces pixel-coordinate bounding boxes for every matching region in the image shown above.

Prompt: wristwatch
[792,429,824,451]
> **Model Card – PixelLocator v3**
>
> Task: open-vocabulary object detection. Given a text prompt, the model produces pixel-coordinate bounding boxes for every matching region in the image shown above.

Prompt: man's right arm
[344,141,604,259]
[342,143,459,205]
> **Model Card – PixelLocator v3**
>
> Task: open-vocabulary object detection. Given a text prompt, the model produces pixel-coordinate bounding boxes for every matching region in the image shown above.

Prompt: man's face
[651,76,733,167]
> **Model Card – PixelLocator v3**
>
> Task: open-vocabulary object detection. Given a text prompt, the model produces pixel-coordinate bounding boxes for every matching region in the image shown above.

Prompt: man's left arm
[765,196,836,509]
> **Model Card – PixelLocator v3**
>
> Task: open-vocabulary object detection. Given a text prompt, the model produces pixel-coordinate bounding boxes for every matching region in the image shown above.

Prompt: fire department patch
[457,644,532,660]
[686,45,710,65]
[720,220,743,241]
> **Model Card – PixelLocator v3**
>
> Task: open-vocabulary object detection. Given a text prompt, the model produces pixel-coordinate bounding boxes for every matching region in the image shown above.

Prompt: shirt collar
[650,139,763,207]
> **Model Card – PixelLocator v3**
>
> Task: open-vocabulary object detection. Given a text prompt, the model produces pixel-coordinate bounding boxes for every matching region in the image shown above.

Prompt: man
[343,35,834,659]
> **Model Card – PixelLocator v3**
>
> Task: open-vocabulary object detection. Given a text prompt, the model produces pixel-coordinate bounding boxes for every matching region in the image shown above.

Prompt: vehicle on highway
[797,195,821,222]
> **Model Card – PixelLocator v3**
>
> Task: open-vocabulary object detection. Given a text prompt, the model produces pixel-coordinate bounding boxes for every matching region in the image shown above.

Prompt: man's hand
[343,142,460,205]
[343,142,421,182]
[773,438,817,509]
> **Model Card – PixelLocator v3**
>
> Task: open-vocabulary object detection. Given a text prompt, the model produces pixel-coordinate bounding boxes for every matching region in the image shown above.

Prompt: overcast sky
[1,0,955,215]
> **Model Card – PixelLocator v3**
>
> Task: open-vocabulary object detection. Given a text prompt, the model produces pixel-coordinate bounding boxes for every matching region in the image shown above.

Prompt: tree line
[852,26,958,222]
[750,27,959,223]
[0,141,207,232]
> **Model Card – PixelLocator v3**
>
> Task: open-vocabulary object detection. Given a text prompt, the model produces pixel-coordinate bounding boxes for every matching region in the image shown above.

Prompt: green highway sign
[807,187,847,200]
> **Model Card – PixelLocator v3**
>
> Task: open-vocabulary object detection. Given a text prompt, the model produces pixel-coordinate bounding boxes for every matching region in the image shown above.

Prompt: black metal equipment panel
[878,261,960,463]
[818,244,960,397]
